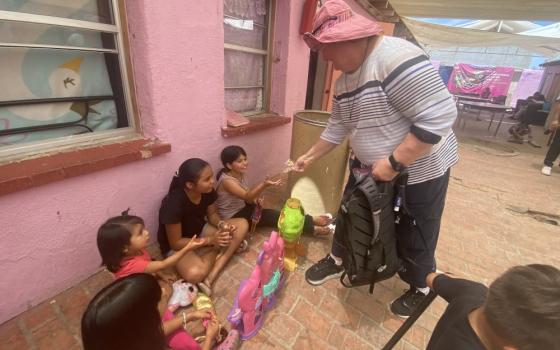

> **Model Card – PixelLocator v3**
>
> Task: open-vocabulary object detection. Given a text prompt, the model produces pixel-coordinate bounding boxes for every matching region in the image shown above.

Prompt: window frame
[223,0,275,117]
[0,0,140,162]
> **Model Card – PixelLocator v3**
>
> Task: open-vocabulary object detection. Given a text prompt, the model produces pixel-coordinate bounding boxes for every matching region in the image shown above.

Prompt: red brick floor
[1,134,559,349]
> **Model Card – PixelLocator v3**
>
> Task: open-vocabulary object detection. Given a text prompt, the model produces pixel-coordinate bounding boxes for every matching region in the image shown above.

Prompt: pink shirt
[114,249,151,279]
[163,310,200,350]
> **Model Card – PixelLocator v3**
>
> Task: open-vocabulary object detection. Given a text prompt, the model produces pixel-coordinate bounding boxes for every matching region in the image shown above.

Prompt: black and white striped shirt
[321,36,459,185]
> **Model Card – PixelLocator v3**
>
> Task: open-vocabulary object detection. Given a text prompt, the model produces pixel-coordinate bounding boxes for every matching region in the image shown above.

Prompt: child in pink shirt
[97,211,209,350]
[97,210,205,279]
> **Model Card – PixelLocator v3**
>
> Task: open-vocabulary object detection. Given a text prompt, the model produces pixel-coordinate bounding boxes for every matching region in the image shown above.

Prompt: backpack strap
[354,171,383,245]
[393,172,409,214]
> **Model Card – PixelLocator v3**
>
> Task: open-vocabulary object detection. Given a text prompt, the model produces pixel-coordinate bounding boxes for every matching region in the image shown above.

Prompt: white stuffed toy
[168,280,198,312]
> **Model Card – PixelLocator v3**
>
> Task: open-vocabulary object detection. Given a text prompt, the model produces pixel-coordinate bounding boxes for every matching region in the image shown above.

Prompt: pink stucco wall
[0,0,310,324]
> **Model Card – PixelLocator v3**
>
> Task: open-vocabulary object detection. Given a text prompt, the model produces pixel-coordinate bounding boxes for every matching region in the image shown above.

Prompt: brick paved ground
[2,121,559,349]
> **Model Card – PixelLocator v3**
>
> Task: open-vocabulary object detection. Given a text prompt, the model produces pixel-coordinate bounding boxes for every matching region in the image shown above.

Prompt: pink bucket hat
[303,0,383,51]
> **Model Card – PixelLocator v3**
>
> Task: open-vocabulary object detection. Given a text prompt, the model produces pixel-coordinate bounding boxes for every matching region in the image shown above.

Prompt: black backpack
[337,171,406,293]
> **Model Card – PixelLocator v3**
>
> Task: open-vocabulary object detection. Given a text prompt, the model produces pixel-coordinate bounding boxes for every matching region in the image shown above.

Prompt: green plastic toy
[277,198,305,243]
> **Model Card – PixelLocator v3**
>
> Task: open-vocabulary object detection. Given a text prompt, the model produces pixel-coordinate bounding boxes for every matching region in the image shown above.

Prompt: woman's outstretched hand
[293,155,311,172]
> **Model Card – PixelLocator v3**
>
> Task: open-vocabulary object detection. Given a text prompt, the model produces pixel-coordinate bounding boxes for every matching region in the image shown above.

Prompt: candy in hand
[283,159,295,173]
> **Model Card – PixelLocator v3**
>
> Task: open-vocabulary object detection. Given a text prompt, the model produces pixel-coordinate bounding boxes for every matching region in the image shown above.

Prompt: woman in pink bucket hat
[296,0,459,319]
[302,0,383,53]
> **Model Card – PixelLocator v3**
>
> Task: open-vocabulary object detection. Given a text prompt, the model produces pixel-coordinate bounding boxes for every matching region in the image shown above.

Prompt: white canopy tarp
[401,17,560,58]
[458,20,539,34]
[388,0,560,21]
[521,23,560,38]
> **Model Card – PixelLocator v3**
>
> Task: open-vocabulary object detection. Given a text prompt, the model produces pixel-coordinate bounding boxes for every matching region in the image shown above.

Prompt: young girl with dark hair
[97,212,213,350]
[215,146,333,236]
[82,273,221,350]
[97,211,204,279]
[158,158,249,296]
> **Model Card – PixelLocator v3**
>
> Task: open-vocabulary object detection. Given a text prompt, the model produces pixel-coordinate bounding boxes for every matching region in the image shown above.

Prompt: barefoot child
[157,158,249,296]
[97,210,205,280]
[96,213,211,350]
[215,146,333,236]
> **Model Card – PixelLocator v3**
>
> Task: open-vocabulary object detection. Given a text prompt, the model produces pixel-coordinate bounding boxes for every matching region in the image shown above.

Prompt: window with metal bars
[0,0,136,157]
[224,0,273,116]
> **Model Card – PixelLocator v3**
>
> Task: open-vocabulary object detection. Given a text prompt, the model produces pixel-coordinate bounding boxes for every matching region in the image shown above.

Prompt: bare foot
[236,239,249,254]
[313,214,333,226]
[313,225,333,237]
[197,278,213,296]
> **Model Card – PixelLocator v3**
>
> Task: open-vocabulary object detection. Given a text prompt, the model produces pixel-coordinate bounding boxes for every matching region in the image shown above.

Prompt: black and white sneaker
[305,254,344,286]
[390,288,427,318]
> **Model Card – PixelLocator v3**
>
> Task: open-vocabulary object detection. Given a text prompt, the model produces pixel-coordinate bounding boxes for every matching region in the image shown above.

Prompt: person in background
[509,92,546,143]
[542,93,560,176]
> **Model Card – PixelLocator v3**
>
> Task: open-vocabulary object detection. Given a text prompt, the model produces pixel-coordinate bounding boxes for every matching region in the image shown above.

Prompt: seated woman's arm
[167,221,222,249]
[206,203,222,227]
[166,223,197,251]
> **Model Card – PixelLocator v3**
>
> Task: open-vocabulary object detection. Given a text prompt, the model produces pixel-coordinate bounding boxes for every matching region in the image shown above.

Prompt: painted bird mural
[0,10,118,146]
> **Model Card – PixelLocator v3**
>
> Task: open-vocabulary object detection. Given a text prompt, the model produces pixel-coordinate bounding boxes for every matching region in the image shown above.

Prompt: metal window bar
[0,42,118,53]
[224,85,265,89]
[110,0,136,131]
[0,10,118,33]
[224,14,267,28]
[0,95,115,137]
[224,43,268,55]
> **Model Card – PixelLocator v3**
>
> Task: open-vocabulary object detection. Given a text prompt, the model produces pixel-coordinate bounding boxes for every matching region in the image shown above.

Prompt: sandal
[216,326,229,344]
[197,281,213,297]
[215,329,240,350]
[196,327,233,349]
[236,239,249,254]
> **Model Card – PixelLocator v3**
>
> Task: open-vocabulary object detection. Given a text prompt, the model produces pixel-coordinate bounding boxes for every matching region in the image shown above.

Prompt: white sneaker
[542,166,552,176]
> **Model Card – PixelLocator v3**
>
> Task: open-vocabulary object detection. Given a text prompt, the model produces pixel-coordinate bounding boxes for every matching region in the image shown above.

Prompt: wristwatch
[389,154,405,172]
